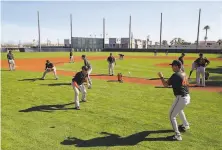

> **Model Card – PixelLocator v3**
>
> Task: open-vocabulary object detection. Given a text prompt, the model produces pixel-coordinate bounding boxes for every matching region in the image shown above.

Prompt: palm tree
[217,39,222,46]
[203,25,210,43]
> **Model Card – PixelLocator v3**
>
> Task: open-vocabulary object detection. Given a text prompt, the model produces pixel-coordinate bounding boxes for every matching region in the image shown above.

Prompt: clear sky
[1,1,222,44]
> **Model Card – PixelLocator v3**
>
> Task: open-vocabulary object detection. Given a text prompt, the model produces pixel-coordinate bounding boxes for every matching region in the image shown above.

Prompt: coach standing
[107,53,116,76]
[194,53,210,87]
[7,50,16,71]
[158,60,190,141]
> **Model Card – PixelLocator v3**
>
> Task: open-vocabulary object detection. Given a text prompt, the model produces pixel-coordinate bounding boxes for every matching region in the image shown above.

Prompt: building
[120,38,135,48]
[108,38,121,48]
[142,40,147,49]
[135,39,143,49]
[64,39,70,47]
[71,37,104,49]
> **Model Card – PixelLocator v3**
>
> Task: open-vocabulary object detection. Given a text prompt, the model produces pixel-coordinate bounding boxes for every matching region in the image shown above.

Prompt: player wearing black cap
[194,53,210,87]
[71,66,89,110]
[158,60,191,141]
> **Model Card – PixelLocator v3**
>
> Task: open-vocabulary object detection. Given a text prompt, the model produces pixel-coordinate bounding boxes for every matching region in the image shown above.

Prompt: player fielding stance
[41,60,58,80]
[82,55,92,89]
[158,60,190,141]
[107,53,116,76]
[7,50,16,71]
[71,66,88,110]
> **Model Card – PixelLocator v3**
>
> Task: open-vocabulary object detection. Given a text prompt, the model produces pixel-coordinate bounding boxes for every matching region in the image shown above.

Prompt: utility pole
[129,15,131,49]
[70,14,73,52]
[103,18,105,49]
[160,12,163,49]
[196,9,201,51]
[37,11,41,52]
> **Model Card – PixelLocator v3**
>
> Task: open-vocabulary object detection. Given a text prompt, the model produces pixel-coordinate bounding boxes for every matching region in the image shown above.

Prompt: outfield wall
[1,47,222,54]
[102,48,222,54]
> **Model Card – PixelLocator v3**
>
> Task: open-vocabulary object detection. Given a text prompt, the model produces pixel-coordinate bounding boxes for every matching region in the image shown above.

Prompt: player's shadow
[149,78,169,80]
[206,66,222,74]
[90,74,110,76]
[189,76,222,87]
[19,102,74,112]
[40,83,71,86]
[18,78,42,82]
[107,80,120,82]
[61,130,175,147]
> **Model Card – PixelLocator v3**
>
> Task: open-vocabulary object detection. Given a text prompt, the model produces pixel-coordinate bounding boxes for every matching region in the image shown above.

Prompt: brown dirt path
[1,56,221,93]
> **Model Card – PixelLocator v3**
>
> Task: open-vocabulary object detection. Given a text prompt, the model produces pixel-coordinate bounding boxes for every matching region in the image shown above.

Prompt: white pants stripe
[196,66,205,86]
[8,59,15,71]
[169,95,190,135]
[72,84,86,107]
[108,63,114,75]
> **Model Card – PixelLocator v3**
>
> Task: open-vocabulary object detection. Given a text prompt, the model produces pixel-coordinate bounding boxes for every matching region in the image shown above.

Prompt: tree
[203,25,210,43]
[162,40,168,45]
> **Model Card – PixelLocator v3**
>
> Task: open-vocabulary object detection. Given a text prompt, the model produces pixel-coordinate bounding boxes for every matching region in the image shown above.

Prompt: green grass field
[1,52,222,150]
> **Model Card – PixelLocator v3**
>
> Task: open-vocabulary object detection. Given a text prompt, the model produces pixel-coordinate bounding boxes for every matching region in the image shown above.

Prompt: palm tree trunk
[205,29,207,44]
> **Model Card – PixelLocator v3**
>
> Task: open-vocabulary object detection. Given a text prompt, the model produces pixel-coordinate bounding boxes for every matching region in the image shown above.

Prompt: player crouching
[71,66,89,110]
[41,60,58,80]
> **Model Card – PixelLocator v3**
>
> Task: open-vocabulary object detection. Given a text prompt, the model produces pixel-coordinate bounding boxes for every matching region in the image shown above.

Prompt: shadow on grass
[1,69,10,71]
[206,66,222,74]
[189,75,222,87]
[40,83,71,86]
[90,74,110,76]
[19,102,74,112]
[149,78,169,80]
[61,130,175,147]
[155,86,172,88]
[107,80,119,82]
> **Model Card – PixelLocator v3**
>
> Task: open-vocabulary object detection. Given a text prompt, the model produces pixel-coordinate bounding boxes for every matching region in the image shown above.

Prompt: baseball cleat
[81,100,87,102]
[74,107,80,110]
[167,134,182,141]
[178,124,190,132]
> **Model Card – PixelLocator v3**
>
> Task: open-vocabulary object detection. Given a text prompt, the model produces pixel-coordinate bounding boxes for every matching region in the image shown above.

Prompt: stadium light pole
[196,9,201,51]
[70,14,73,52]
[37,11,41,52]
[129,15,131,49]
[160,12,163,49]
[103,18,105,49]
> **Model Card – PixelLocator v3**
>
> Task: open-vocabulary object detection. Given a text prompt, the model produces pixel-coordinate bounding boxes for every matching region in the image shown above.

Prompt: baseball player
[69,51,74,63]
[41,60,58,80]
[154,50,157,56]
[178,53,185,72]
[194,53,210,87]
[158,60,190,141]
[188,61,197,79]
[81,55,92,89]
[71,66,89,110]
[165,50,168,56]
[7,50,16,71]
[107,53,116,76]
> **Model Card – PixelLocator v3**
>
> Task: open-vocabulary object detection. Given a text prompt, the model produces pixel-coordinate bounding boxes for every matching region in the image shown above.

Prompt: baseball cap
[169,60,182,68]
[82,55,86,58]
[82,66,88,71]
[182,53,185,56]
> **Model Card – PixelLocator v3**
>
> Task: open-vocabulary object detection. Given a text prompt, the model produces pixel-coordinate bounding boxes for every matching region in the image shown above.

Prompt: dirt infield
[1,56,222,93]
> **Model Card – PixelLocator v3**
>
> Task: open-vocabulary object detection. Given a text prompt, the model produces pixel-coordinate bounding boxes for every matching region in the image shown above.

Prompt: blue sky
[1,1,222,44]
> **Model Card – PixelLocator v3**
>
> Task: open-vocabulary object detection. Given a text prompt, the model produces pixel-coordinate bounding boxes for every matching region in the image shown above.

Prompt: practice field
[1,52,222,150]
